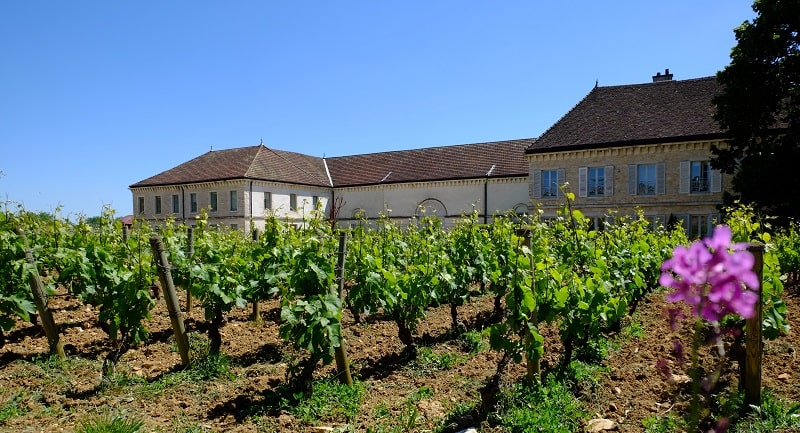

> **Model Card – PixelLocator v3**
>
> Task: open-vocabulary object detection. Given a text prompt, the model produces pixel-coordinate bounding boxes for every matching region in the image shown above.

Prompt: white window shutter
[605,165,614,196]
[628,164,637,195]
[557,168,566,197]
[532,170,541,199]
[578,167,588,197]
[680,161,690,194]
[656,162,666,195]
[710,169,722,193]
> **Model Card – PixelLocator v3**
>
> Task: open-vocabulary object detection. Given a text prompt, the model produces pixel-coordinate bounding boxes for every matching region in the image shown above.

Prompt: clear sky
[0,1,756,218]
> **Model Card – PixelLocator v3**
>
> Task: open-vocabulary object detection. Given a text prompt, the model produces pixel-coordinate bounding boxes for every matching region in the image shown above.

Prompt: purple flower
[659,225,759,322]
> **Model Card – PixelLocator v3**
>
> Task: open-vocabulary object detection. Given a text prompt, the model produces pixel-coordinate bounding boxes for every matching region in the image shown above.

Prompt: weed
[408,385,434,403]
[77,412,144,433]
[459,330,485,355]
[289,378,365,424]
[642,413,685,433]
[0,392,25,424]
[624,320,645,339]
[491,380,585,433]
[407,347,465,376]
[729,391,800,432]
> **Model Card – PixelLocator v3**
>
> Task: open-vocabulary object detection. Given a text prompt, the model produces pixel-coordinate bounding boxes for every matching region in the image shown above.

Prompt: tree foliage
[712,0,800,224]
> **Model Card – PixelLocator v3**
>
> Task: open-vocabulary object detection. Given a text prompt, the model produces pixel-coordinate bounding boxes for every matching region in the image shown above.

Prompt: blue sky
[0,1,755,218]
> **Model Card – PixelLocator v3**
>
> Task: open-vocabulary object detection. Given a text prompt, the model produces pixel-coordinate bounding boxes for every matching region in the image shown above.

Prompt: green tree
[712,0,800,224]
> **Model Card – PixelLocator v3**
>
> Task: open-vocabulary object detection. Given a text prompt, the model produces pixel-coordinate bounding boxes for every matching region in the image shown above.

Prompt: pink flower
[659,225,759,322]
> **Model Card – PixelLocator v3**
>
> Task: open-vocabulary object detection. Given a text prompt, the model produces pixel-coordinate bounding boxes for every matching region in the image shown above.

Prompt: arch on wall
[416,198,447,219]
[513,203,530,215]
[352,208,366,220]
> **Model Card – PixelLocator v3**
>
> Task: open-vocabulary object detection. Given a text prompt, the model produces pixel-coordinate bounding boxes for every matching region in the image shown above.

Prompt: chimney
[652,68,673,82]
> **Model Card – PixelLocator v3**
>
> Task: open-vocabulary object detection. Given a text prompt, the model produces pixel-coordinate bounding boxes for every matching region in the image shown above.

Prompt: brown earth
[0,283,797,433]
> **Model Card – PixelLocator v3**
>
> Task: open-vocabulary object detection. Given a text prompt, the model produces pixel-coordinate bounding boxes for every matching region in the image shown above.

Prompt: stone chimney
[652,68,673,82]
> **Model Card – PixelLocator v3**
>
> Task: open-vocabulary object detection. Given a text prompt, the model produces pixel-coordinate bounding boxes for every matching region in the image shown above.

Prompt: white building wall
[335,176,529,227]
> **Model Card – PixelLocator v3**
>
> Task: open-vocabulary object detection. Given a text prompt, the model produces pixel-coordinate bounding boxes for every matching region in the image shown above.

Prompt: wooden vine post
[520,228,540,382]
[185,227,194,311]
[251,228,261,323]
[19,231,66,360]
[744,243,764,407]
[150,235,191,366]
[334,231,353,386]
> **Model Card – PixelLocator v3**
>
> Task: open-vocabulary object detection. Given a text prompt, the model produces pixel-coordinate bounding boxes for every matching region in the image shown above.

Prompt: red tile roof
[326,138,534,187]
[527,76,723,154]
[129,145,331,188]
[131,139,533,189]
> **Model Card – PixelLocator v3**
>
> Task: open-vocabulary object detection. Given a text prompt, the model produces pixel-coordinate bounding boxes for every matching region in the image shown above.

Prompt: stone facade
[528,140,726,236]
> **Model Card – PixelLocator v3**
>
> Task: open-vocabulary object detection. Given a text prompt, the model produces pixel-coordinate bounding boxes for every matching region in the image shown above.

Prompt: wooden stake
[150,235,191,366]
[334,231,353,386]
[744,242,764,407]
[186,227,194,311]
[251,228,261,323]
[21,242,65,360]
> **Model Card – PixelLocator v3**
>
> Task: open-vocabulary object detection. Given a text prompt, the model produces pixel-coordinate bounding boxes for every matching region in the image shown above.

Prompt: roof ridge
[328,137,536,160]
[595,75,716,90]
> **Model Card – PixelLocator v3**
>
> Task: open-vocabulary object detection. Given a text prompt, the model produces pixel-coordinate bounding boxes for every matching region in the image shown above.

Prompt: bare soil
[0,283,797,433]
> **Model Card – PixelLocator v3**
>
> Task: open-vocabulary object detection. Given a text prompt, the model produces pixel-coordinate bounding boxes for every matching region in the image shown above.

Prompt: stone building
[129,139,531,233]
[526,73,726,237]
[130,71,730,237]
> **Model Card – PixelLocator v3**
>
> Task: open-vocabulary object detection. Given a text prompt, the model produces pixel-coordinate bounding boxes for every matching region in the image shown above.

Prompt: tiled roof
[129,145,331,188]
[527,76,723,154]
[326,138,534,187]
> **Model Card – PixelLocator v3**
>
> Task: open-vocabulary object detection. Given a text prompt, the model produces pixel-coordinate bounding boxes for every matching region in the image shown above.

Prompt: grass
[287,378,366,425]
[406,346,466,376]
[77,412,144,433]
[0,391,26,424]
[728,391,800,433]
[491,379,586,433]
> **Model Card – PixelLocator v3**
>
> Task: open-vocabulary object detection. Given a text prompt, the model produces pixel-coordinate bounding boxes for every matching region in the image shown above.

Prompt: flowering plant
[658,225,761,432]
[659,225,759,322]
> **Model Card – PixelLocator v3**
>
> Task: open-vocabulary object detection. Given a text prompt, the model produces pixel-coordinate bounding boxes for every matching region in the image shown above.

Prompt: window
[229,191,238,211]
[533,168,564,199]
[680,161,721,194]
[230,224,238,231]
[542,169,558,197]
[579,166,613,197]
[210,192,218,212]
[312,195,319,209]
[677,213,720,239]
[154,196,162,214]
[190,193,197,213]
[642,214,667,230]
[587,167,604,197]
[691,161,711,193]
[637,164,656,195]
[264,192,272,210]
[588,216,605,231]
[290,193,297,211]
[172,194,180,213]
[137,197,144,214]
[629,163,665,195]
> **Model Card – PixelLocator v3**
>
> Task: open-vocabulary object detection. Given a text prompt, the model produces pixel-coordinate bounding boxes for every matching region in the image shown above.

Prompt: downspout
[249,180,254,229]
[485,164,496,224]
[181,186,186,223]
[484,180,488,224]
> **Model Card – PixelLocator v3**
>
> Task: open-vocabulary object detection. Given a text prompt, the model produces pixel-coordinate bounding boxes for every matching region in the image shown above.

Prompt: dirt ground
[0,281,797,433]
